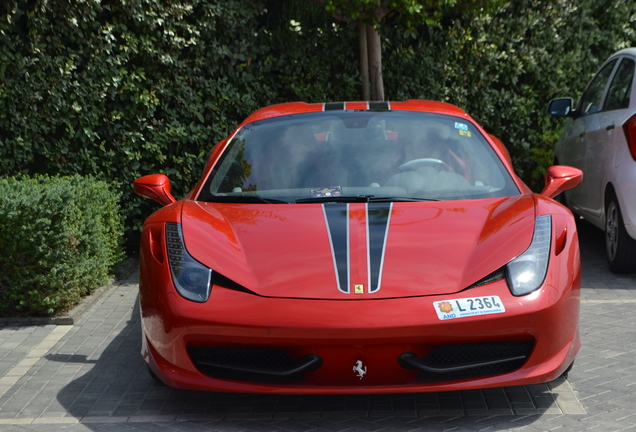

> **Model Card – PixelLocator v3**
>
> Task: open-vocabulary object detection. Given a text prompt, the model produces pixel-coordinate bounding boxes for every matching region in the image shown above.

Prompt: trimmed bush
[0,175,124,317]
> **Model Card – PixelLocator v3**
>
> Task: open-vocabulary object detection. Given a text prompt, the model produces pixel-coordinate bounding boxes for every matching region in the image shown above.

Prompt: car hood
[181,195,536,299]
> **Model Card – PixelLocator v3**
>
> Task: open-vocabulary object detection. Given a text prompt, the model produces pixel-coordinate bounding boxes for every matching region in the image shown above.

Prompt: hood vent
[465,267,506,290]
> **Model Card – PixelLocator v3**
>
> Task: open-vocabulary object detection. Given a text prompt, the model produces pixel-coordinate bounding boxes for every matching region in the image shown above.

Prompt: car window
[579,59,618,116]
[604,58,635,111]
[198,111,520,203]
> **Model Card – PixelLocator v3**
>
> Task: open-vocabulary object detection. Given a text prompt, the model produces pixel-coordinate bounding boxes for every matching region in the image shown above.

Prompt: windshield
[198,111,519,203]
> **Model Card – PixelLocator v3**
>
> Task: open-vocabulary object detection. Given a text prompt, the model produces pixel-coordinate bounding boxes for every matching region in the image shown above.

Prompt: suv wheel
[605,197,636,273]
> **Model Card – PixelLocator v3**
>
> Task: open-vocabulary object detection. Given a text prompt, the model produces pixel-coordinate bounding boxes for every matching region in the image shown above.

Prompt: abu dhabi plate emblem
[353,360,367,379]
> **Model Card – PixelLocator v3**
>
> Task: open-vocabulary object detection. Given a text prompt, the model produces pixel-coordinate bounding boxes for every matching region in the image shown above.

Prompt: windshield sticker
[455,122,468,131]
[311,186,343,198]
[459,130,472,138]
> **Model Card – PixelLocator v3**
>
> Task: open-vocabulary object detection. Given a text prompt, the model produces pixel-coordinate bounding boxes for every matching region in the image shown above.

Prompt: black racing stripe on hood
[367,202,392,293]
[323,203,349,293]
[324,102,345,111]
[368,101,390,111]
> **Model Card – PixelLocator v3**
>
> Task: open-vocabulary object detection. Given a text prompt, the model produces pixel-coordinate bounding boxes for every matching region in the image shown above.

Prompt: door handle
[606,124,616,131]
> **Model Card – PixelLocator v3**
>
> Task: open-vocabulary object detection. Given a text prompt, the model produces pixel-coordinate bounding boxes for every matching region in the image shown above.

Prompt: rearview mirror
[540,166,583,199]
[133,174,177,206]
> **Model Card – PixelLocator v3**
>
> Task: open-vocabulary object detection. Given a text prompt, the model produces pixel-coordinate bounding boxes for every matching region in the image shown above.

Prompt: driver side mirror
[133,174,177,206]
[547,98,575,117]
[540,166,583,199]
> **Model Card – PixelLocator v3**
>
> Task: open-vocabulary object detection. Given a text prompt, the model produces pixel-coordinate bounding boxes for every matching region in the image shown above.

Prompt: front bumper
[140,274,580,394]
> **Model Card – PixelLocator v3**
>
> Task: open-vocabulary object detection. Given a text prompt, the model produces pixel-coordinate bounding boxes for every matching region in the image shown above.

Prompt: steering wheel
[399,158,454,173]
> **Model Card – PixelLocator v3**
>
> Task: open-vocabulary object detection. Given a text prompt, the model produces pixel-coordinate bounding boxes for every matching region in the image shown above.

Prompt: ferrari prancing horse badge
[353,360,367,379]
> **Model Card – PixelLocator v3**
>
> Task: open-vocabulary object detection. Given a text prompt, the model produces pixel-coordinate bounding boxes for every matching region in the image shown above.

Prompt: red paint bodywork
[135,100,582,394]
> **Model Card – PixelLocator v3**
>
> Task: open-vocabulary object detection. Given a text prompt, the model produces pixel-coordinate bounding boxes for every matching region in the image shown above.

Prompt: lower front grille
[401,341,534,382]
[188,341,534,386]
[188,347,320,384]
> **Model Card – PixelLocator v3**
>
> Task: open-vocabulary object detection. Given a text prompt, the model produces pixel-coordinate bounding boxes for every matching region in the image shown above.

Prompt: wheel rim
[606,201,619,261]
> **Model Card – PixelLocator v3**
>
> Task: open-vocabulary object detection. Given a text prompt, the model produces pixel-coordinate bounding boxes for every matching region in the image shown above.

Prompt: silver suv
[549,48,636,273]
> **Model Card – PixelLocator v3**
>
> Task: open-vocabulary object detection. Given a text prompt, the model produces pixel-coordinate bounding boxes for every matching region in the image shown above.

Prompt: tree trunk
[358,20,370,101]
[366,23,384,101]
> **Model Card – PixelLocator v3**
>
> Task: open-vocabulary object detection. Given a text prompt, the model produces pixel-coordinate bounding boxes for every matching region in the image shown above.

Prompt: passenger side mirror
[133,174,177,206]
[547,98,575,117]
[540,166,583,199]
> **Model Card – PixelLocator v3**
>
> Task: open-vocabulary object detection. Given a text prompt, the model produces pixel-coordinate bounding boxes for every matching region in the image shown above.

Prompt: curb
[0,258,138,327]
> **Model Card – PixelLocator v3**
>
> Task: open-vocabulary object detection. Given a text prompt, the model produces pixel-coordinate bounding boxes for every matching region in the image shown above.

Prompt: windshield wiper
[296,195,438,204]
[367,196,439,202]
[296,195,373,204]
[206,195,288,204]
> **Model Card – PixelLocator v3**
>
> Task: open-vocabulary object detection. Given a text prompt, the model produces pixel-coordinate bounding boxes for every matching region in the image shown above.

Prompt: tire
[605,196,636,273]
[560,360,574,379]
[147,365,165,385]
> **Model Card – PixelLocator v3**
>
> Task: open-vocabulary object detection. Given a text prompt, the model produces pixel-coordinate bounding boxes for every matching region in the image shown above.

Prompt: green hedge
[0,0,278,234]
[383,0,636,189]
[0,176,124,317]
[1,0,634,233]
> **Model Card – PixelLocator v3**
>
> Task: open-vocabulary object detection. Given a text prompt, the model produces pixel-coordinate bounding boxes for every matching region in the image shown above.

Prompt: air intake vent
[399,341,534,382]
[188,347,321,384]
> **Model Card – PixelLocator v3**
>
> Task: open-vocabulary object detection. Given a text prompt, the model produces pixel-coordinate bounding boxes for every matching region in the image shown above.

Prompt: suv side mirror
[540,166,583,199]
[547,98,575,117]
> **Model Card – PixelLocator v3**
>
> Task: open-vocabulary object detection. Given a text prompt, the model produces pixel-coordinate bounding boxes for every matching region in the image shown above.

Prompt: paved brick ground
[1,218,635,431]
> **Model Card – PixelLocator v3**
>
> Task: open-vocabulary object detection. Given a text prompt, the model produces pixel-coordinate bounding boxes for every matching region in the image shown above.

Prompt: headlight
[506,215,551,296]
[166,222,212,302]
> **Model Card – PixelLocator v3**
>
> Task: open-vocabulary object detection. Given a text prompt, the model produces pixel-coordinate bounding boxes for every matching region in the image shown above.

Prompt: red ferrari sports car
[134,100,583,394]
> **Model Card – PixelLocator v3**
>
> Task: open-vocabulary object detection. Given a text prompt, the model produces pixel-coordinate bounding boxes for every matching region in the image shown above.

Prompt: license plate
[433,295,505,320]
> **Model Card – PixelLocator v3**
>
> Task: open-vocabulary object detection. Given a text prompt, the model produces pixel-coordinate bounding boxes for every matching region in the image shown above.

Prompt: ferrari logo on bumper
[353,360,367,379]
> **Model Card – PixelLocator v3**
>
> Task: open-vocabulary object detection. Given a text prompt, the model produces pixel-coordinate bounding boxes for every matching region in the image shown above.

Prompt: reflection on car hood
[181,195,536,299]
